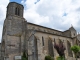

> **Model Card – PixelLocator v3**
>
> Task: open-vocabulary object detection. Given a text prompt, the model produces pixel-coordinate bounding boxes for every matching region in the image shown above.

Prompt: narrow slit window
[54,38,55,41]
[15,8,17,15]
[42,36,44,46]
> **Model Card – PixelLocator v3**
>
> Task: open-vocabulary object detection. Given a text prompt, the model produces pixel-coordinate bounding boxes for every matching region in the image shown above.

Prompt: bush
[22,51,28,60]
[45,55,53,60]
[56,56,64,60]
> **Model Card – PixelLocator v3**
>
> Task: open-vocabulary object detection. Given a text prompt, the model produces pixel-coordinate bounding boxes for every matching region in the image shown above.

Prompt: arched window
[15,7,20,16]
[48,38,54,57]
[34,37,38,60]
[67,41,73,57]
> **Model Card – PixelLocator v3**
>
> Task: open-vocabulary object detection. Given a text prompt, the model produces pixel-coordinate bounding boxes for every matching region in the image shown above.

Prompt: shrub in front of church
[45,55,54,60]
[56,56,64,60]
[22,51,28,60]
[71,45,80,60]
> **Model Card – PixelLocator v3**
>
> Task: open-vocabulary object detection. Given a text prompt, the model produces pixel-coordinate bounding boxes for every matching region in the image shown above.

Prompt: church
[1,2,80,60]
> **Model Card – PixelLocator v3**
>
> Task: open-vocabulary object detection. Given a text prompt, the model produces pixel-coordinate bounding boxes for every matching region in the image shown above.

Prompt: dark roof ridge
[8,2,24,7]
[27,22,64,33]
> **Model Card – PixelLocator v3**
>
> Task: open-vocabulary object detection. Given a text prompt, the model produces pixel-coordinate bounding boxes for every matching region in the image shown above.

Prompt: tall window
[42,36,44,46]
[67,41,73,57]
[34,37,38,60]
[15,7,20,16]
[48,39,54,57]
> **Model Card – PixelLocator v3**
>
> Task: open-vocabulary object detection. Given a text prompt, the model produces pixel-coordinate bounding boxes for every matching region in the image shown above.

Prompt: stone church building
[1,2,80,60]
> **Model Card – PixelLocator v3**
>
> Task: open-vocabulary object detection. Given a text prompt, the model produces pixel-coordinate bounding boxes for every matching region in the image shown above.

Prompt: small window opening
[15,7,20,16]
[54,38,55,41]
[42,36,44,46]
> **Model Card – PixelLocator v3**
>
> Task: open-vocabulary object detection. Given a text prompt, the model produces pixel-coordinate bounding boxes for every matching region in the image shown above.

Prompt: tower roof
[69,26,76,31]
[6,2,24,17]
[7,2,24,8]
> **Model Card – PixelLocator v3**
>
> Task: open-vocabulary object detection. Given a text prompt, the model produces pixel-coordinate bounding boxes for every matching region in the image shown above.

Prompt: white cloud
[1,0,80,42]
[24,9,49,24]
[0,0,9,42]
[21,0,80,31]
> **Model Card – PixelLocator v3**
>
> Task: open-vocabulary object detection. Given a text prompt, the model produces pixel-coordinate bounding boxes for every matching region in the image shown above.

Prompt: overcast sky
[0,0,80,42]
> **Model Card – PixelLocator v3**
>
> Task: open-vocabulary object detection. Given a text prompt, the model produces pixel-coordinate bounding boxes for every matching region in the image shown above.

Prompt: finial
[71,24,73,27]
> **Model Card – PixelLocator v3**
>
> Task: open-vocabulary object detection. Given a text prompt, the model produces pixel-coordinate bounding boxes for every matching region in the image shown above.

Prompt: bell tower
[6,2,24,17]
[1,2,28,60]
[5,2,26,36]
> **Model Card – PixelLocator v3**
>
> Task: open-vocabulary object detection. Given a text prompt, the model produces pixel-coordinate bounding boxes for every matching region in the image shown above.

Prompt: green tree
[22,51,28,60]
[71,45,80,60]
[57,56,64,60]
[45,55,54,60]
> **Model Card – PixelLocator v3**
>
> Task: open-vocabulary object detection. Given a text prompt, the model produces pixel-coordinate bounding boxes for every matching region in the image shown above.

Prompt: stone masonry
[1,2,80,60]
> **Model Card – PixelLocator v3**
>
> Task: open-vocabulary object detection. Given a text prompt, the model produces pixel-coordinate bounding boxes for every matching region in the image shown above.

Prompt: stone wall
[1,2,80,60]
[0,43,1,60]
[27,22,63,36]
[34,31,74,60]
[66,57,80,60]
[63,30,71,37]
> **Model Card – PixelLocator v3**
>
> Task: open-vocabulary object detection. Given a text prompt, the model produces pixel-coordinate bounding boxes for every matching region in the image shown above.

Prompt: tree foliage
[45,55,54,60]
[71,45,80,53]
[57,56,64,60]
[22,51,28,60]
[71,45,80,60]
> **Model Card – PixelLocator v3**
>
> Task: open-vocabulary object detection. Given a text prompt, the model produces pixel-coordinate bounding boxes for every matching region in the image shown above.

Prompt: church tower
[6,2,24,17]
[6,2,26,36]
[1,2,27,60]
[69,26,77,38]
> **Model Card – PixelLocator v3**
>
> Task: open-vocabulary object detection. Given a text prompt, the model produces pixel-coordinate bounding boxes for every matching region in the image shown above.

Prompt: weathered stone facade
[0,43,1,60]
[1,2,80,60]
